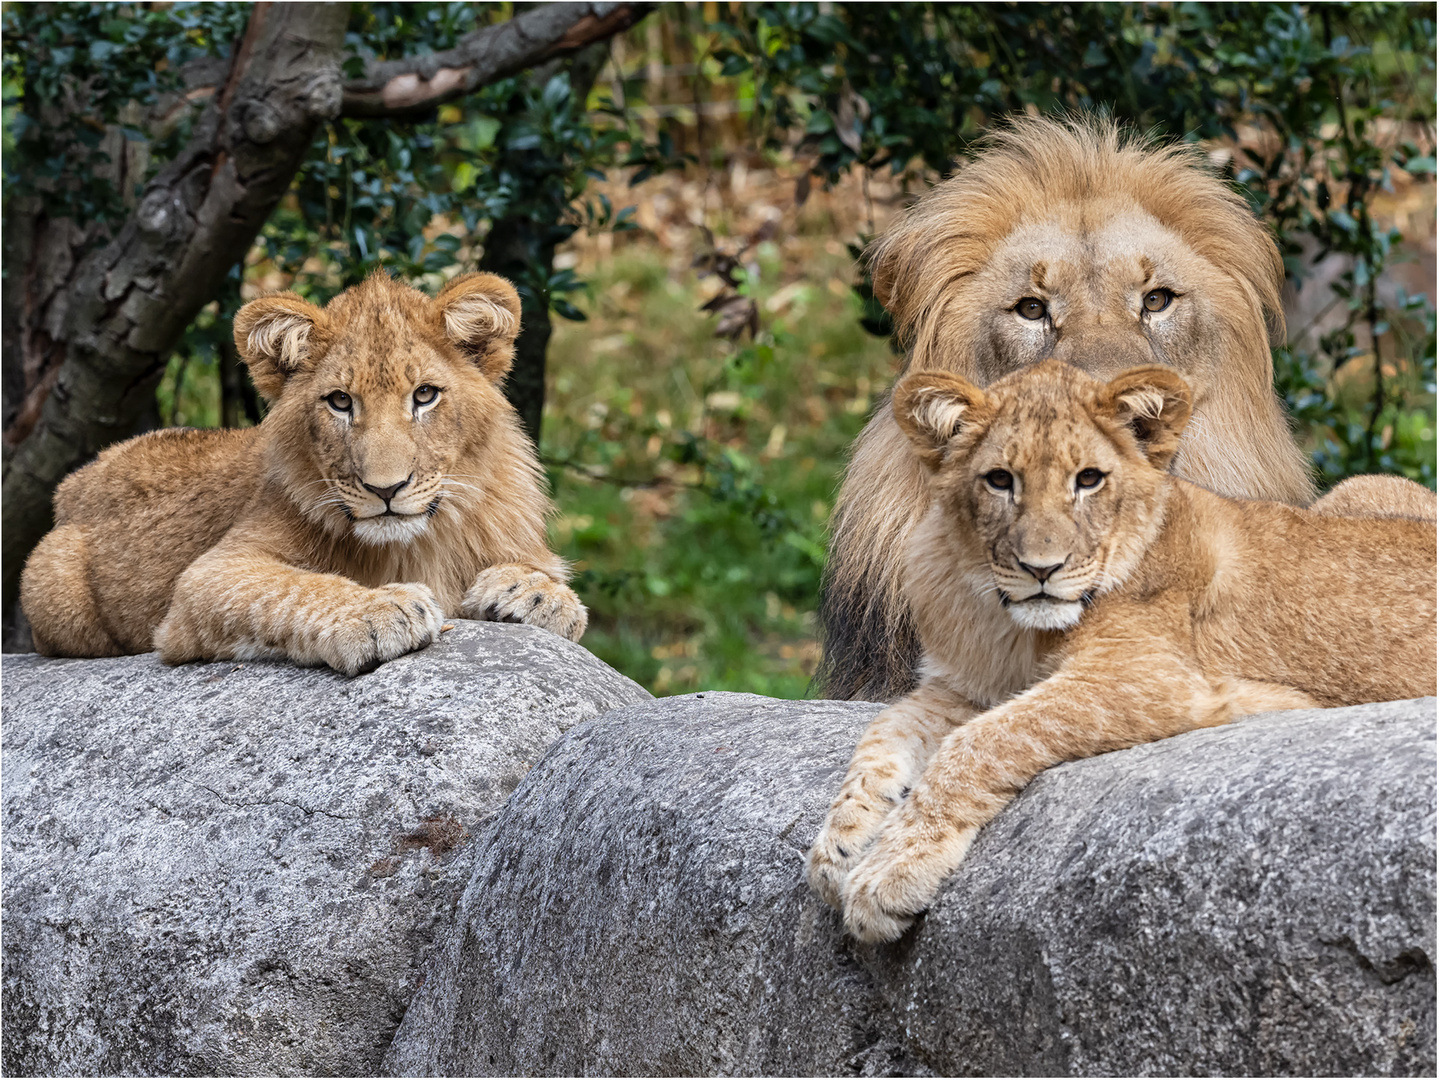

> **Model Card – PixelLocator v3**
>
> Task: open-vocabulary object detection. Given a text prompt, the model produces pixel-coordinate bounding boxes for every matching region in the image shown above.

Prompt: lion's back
[39,426,266,651]
[56,426,262,525]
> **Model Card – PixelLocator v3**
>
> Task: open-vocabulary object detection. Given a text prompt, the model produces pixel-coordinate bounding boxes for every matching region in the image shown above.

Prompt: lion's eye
[1143,289,1174,313]
[1015,297,1048,321]
[1076,468,1105,490]
[985,469,1014,491]
[414,385,439,407]
[326,390,352,412]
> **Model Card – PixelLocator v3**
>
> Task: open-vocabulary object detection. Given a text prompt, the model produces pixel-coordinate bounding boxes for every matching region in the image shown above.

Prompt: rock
[384,694,1436,1077]
[1,620,648,1077]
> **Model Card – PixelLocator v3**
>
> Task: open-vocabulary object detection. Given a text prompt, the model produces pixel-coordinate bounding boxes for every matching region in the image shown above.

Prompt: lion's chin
[1005,597,1085,631]
[352,514,432,547]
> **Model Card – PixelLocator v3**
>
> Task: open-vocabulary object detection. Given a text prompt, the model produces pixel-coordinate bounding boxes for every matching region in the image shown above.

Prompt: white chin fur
[352,514,431,546]
[1006,599,1084,631]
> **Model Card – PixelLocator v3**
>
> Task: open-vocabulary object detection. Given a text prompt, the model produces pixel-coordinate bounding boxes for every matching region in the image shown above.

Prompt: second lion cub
[809,359,1435,943]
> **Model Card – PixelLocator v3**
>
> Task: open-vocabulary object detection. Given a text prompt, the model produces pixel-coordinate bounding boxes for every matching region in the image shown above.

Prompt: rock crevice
[384,693,1436,1077]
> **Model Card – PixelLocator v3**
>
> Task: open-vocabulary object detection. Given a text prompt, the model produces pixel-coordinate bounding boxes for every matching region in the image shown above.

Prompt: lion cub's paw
[463,565,588,642]
[807,773,912,910]
[841,819,978,944]
[324,582,444,676]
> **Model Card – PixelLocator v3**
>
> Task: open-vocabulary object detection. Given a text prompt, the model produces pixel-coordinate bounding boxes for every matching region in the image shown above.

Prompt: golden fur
[819,115,1319,702]
[21,272,586,675]
[809,360,1435,942]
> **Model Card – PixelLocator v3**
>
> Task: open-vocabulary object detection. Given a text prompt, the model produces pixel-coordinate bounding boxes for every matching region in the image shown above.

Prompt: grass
[543,235,897,698]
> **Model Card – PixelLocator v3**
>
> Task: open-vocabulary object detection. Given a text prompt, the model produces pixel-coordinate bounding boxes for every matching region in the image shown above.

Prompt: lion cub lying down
[21,272,586,675]
[809,359,1436,942]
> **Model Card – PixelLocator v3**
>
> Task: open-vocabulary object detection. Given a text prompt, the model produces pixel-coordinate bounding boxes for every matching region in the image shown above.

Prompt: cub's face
[234,272,523,545]
[894,360,1192,630]
[301,330,480,545]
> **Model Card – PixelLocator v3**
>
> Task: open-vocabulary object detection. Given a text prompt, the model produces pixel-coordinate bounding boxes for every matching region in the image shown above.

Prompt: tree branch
[341,2,652,119]
[1,2,349,615]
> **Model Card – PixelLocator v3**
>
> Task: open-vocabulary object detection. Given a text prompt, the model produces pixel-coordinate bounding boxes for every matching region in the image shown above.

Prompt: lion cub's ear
[435,273,522,383]
[233,294,327,403]
[892,371,992,469]
[1100,366,1193,469]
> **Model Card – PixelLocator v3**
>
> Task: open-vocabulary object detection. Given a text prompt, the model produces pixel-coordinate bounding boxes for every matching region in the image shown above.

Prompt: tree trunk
[1,3,350,628]
[482,43,609,446]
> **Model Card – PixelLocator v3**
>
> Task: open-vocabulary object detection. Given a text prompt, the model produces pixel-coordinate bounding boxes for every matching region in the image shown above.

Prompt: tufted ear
[1099,365,1193,469]
[892,370,992,470]
[233,293,326,403]
[435,272,522,383]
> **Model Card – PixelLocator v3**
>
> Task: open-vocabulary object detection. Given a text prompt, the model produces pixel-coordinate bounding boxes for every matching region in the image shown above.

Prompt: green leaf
[552,298,588,321]
[451,160,476,192]
[541,75,570,110]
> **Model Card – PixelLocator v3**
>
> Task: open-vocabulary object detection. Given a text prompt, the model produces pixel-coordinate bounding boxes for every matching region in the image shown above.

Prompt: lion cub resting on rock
[21,272,586,675]
[809,359,1435,942]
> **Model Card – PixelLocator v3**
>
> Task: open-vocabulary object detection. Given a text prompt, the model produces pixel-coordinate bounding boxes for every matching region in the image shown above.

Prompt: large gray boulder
[385,693,1436,1077]
[1,621,648,1076]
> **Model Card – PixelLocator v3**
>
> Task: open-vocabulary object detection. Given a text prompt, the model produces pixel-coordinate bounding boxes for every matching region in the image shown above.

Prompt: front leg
[156,545,443,676]
[463,564,588,642]
[843,643,1228,942]
[807,679,979,909]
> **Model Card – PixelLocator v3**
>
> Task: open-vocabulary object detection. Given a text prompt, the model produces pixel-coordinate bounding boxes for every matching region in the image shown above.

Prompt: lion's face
[894,360,1192,630]
[968,206,1224,388]
[234,272,523,546]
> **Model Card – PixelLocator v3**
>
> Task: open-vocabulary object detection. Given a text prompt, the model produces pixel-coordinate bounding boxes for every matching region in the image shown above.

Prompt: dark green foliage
[2,2,249,222]
[709,2,1436,485]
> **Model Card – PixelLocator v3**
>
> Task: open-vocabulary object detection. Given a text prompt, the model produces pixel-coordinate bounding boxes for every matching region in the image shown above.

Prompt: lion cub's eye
[1076,468,1105,489]
[1015,297,1048,321]
[984,469,1014,491]
[413,385,439,407]
[1143,289,1174,313]
[326,390,352,413]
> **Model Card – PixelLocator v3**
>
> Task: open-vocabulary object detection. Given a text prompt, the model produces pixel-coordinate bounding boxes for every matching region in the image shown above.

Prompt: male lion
[819,116,1318,702]
[809,360,1436,942]
[20,272,586,675]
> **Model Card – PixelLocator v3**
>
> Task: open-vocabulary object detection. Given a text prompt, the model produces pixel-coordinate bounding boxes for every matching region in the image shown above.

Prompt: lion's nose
[362,475,412,504]
[1018,559,1064,582]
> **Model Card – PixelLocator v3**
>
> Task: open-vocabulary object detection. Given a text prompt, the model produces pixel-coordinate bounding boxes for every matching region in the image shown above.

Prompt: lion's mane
[818,115,1315,702]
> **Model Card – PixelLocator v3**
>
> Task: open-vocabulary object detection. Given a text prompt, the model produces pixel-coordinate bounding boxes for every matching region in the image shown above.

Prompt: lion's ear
[892,371,991,469]
[435,273,522,382]
[233,294,325,403]
[1100,366,1193,469]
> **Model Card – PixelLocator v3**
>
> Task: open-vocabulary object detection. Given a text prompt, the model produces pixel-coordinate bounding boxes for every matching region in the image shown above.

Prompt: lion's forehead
[980,401,1118,475]
[995,206,1199,286]
[316,332,450,396]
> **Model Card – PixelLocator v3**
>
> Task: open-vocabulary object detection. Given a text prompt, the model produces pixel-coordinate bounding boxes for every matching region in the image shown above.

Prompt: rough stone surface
[384,693,1436,1077]
[1,620,648,1077]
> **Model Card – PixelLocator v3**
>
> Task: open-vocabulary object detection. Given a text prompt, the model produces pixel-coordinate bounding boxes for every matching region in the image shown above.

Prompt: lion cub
[21,272,586,675]
[809,359,1435,942]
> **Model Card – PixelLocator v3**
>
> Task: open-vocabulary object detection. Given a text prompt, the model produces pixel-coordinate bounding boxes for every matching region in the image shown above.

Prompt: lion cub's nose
[1018,559,1064,583]
[362,476,412,504]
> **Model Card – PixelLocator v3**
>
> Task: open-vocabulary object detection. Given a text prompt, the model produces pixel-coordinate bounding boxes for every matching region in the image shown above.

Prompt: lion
[807,359,1436,942]
[818,115,1322,703]
[19,271,587,675]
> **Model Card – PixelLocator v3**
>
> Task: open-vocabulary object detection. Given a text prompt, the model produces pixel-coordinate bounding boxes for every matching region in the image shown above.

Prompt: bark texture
[341,3,650,119]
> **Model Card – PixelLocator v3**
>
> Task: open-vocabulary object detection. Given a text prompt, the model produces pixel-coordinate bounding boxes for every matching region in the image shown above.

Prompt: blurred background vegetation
[4,2,1434,696]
